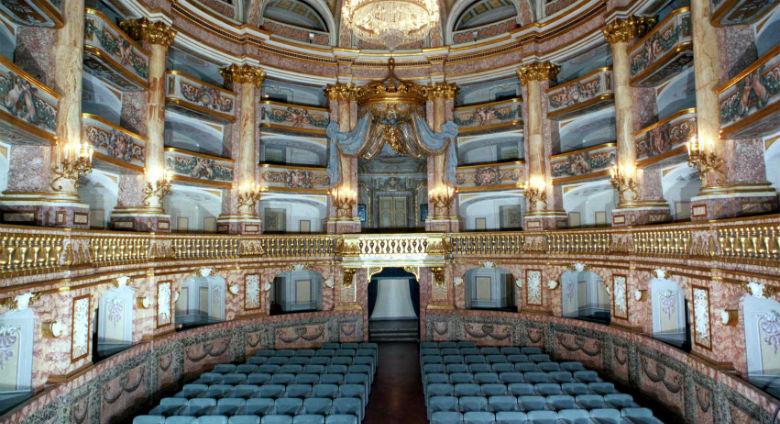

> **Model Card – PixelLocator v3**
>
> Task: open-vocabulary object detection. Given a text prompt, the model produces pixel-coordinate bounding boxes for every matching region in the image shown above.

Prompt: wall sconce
[237,182,265,211]
[330,187,357,219]
[342,268,358,288]
[143,168,172,206]
[453,276,463,286]
[609,163,638,200]
[687,136,723,176]
[522,175,547,211]
[431,267,446,287]
[228,283,240,295]
[137,295,151,309]
[308,32,315,43]
[472,30,478,42]
[633,289,647,301]
[718,308,738,326]
[324,278,335,289]
[429,185,455,219]
[547,280,559,290]
[42,320,65,338]
[51,141,94,191]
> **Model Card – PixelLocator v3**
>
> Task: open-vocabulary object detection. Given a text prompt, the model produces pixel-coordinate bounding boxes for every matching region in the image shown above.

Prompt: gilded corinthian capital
[426,82,458,100]
[120,17,176,47]
[221,64,265,87]
[517,62,559,85]
[602,16,656,44]
[325,83,358,102]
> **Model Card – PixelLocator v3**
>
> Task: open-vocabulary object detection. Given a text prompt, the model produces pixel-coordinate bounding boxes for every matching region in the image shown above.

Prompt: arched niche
[661,162,701,221]
[0,307,34,404]
[765,134,780,192]
[260,193,328,233]
[458,191,525,231]
[757,7,780,57]
[656,68,696,120]
[463,266,517,311]
[261,0,336,45]
[271,269,323,314]
[81,73,122,123]
[446,0,521,43]
[558,107,616,152]
[175,273,226,327]
[457,131,523,165]
[96,284,135,357]
[650,276,690,349]
[562,180,615,227]
[742,295,780,397]
[77,169,119,229]
[560,269,610,323]
[164,185,222,232]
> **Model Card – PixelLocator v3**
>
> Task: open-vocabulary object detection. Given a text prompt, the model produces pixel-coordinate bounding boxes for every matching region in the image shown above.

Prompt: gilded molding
[426,82,459,100]
[120,17,177,47]
[220,64,265,87]
[517,62,560,85]
[325,83,358,101]
[602,15,656,44]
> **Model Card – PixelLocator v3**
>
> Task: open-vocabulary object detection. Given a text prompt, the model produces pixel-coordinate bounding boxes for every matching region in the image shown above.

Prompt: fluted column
[604,16,671,226]
[687,0,777,219]
[217,64,265,234]
[111,18,176,231]
[0,0,92,227]
[325,84,361,234]
[426,82,458,232]
[518,62,567,230]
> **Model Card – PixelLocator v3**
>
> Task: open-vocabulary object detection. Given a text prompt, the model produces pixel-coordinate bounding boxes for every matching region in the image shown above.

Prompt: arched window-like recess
[447,0,520,43]
[560,269,610,324]
[95,283,134,359]
[271,270,323,315]
[0,306,34,413]
[175,273,226,328]
[263,0,328,31]
[650,277,691,350]
[743,294,780,398]
[464,267,517,311]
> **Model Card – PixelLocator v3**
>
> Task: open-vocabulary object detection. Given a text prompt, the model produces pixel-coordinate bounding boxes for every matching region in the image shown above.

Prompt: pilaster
[425,82,459,232]
[325,83,361,234]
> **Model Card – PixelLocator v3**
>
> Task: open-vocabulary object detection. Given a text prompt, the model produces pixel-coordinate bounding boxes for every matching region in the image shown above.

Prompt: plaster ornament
[292,264,306,271]
[199,268,213,277]
[573,263,585,272]
[228,283,240,295]
[324,278,334,288]
[747,281,767,298]
[547,280,559,290]
[514,279,523,288]
[634,290,645,301]
[718,309,733,325]
[138,296,151,309]
[263,282,272,292]
[482,261,495,269]
[654,268,666,279]
[44,320,65,338]
[15,292,34,310]
[453,276,463,286]
[116,276,130,287]
[173,289,180,302]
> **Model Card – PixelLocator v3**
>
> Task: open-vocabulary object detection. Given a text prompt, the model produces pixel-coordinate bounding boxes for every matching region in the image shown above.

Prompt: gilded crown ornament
[120,17,176,46]
[602,16,657,44]
[355,59,428,106]
[220,64,265,87]
[517,62,560,85]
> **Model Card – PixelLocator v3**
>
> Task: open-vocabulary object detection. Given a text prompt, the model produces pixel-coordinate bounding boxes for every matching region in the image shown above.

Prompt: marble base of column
[0,192,90,228]
[611,201,671,226]
[425,218,452,232]
[110,208,171,232]
[689,185,778,221]
[326,218,361,234]
[217,214,262,234]
[523,211,567,230]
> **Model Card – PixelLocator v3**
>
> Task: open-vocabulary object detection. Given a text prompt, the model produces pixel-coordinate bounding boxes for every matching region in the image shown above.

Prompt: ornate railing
[629,7,693,87]
[0,55,59,144]
[164,148,234,186]
[718,45,780,139]
[454,98,523,134]
[451,17,517,44]
[166,70,236,122]
[449,232,526,256]
[551,143,616,181]
[263,19,330,46]
[634,108,696,165]
[84,8,149,90]
[456,160,524,191]
[711,0,778,26]
[259,100,329,135]
[546,67,613,120]
[0,0,62,27]
[82,113,145,170]
[259,163,330,192]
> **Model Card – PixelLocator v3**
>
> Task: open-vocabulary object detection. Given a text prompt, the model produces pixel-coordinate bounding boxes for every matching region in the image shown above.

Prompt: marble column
[425,82,458,232]
[111,18,176,232]
[688,0,777,219]
[217,64,265,234]
[325,84,361,234]
[603,16,671,226]
[0,0,91,228]
[517,62,567,230]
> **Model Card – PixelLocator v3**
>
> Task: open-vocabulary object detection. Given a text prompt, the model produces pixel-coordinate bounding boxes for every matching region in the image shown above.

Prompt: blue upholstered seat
[546,395,576,411]
[213,364,237,374]
[589,408,622,424]
[621,407,663,423]
[557,409,591,424]
[507,383,535,397]
[285,384,312,398]
[261,415,293,424]
[516,395,546,412]
[274,398,302,415]
[459,396,488,413]
[495,411,528,424]
[312,384,340,399]
[133,416,166,424]
[604,393,636,409]
[165,417,197,424]
[488,395,518,412]
[241,398,274,416]
[481,383,508,396]
[215,398,246,415]
[430,396,460,416]
[257,385,286,399]
[576,394,605,410]
[431,411,463,424]
[331,397,362,420]
[463,411,495,424]
[291,415,325,424]
[535,383,562,396]
[229,416,260,424]
[526,410,558,424]
[324,414,358,424]
[199,416,229,424]
[302,397,332,415]
[453,383,480,397]
[561,383,589,396]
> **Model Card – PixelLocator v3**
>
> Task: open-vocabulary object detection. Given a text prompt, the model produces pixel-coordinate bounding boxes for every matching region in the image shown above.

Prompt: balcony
[634,108,696,165]
[84,9,149,90]
[0,56,58,145]
[711,0,777,26]
[629,7,693,87]
[259,163,330,193]
[82,113,145,171]
[164,148,234,187]
[547,67,613,120]
[165,71,236,123]
[718,45,780,139]
[454,98,523,135]
[259,101,329,136]
[263,19,330,46]
[550,143,616,182]
[456,160,524,191]
[451,17,517,44]
[0,0,62,27]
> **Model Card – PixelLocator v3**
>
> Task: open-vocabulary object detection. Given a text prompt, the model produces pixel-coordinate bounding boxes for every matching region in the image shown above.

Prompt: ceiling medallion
[342,0,440,50]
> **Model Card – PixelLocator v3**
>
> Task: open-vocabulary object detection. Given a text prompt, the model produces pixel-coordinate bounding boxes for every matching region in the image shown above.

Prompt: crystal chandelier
[342,0,440,50]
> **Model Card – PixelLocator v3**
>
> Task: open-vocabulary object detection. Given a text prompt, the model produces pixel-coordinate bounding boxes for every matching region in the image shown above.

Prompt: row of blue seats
[423,362,586,374]
[174,382,369,401]
[430,407,662,424]
[421,342,478,348]
[246,356,376,368]
[195,369,373,385]
[421,347,544,357]
[424,371,603,386]
[421,354,555,365]
[133,414,358,424]
[429,394,637,415]
[426,383,620,401]
[149,397,364,419]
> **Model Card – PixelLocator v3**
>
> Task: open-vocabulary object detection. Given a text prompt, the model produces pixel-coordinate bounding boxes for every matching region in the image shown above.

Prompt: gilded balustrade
[717,224,780,260]
[449,233,526,256]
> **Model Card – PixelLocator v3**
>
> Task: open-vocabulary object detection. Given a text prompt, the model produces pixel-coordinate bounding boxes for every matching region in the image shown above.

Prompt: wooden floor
[363,342,428,424]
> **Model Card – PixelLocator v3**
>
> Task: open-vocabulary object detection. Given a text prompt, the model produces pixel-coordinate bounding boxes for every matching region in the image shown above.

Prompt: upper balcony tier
[165,71,236,123]
[453,98,523,135]
[84,9,149,90]
[0,0,62,27]
[718,45,780,139]
[164,147,234,187]
[547,67,613,120]
[259,101,329,136]
[550,142,616,182]
[0,56,59,145]
[634,108,697,166]
[259,163,330,193]
[629,7,693,88]
[711,0,778,26]
[456,160,524,191]
[82,113,145,172]
[451,17,518,45]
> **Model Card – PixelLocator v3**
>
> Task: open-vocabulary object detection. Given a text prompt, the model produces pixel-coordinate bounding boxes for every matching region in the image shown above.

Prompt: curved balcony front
[547,67,613,120]
[0,0,61,27]
[634,108,697,167]
[259,100,330,136]
[0,56,58,145]
[259,163,330,193]
[82,113,146,172]
[629,7,693,87]
[454,98,523,135]
[164,147,234,187]
[456,160,524,191]
[165,70,236,123]
[84,9,149,90]
[550,142,616,183]
[711,0,778,26]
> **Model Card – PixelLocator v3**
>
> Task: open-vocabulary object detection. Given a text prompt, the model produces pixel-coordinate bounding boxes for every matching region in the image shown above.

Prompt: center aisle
[364,342,428,423]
